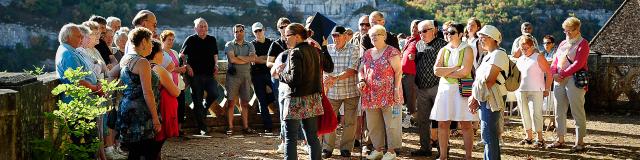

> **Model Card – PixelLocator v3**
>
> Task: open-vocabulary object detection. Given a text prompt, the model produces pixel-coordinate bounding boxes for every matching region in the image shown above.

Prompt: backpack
[500,56,521,92]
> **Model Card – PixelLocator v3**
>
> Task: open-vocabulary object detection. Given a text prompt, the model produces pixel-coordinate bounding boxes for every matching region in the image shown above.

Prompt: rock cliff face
[0,23,56,49]
[0,1,615,52]
[267,0,376,31]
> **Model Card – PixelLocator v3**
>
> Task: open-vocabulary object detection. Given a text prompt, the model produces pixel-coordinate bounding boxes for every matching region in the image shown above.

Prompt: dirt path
[161,113,640,159]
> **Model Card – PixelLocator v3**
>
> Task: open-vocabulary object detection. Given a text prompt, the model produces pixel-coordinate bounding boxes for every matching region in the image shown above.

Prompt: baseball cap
[252,22,264,32]
[331,26,347,35]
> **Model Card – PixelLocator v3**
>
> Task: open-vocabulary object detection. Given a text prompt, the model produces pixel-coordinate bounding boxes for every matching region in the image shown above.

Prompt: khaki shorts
[225,73,252,101]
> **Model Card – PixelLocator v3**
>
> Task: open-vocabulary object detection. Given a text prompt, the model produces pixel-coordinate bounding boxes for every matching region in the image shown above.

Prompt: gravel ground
[161,113,640,160]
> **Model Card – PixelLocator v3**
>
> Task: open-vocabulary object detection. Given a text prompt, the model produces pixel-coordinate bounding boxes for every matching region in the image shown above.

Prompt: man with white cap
[469,25,508,160]
[250,22,277,133]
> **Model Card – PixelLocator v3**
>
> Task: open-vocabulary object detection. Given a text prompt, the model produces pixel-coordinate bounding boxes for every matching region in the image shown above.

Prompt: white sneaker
[115,146,128,156]
[302,144,310,155]
[401,115,414,128]
[366,150,383,160]
[276,143,285,153]
[382,152,397,160]
[105,148,127,160]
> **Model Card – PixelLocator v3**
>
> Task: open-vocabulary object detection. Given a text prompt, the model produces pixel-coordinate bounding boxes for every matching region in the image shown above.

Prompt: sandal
[518,139,533,145]
[533,140,545,148]
[546,141,564,149]
[570,144,586,152]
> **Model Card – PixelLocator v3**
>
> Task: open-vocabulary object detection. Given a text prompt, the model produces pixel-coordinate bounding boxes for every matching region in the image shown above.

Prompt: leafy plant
[32,67,125,160]
[24,65,46,76]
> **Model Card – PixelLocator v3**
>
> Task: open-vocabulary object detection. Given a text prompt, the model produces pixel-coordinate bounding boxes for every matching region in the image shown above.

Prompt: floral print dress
[360,46,404,109]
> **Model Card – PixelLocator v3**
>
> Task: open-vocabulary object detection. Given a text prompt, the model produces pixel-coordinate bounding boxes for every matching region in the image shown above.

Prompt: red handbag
[315,45,338,135]
[317,91,338,135]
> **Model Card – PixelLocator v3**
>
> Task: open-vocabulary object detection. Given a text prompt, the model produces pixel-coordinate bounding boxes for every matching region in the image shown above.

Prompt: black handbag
[566,55,588,89]
[573,69,588,89]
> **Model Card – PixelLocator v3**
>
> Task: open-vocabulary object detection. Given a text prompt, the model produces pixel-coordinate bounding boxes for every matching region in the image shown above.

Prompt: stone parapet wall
[586,53,640,109]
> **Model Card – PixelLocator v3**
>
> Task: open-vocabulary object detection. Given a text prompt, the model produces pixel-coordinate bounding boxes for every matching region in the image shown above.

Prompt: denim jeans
[252,72,276,130]
[190,75,219,132]
[479,102,501,160]
[284,117,321,160]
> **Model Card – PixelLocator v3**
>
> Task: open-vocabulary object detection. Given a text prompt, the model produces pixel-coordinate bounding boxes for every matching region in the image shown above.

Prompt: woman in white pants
[512,35,552,148]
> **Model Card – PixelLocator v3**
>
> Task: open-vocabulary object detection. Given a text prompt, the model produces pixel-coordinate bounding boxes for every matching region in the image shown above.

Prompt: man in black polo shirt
[250,22,277,133]
[180,18,219,135]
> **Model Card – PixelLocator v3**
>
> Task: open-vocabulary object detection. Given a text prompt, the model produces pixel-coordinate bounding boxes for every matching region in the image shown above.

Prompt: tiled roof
[590,0,640,56]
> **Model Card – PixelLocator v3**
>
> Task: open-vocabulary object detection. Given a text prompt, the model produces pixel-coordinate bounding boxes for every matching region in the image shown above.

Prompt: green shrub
[32,67,125,159]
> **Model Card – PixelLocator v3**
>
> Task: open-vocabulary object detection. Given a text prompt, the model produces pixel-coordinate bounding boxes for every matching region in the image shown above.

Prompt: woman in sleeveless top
[358,25,403,160]
[116,28,161,159]
[513,35,553,148]
[144,40,181,157]
[430,23,476,160]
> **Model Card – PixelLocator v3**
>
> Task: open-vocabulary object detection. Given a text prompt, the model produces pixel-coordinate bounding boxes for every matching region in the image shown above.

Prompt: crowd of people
[54,9,590,160]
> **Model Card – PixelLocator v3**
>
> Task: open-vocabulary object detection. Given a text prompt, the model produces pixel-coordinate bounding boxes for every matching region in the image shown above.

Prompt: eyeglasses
[235,30,244,33]
[420,28,434,33]
[253,29,263,33]
[563,29,575,33]
[359,23,371,27]
[370,33,385,37]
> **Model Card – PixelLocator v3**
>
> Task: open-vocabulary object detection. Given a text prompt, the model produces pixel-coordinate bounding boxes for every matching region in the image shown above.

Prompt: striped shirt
[325,43,360,99]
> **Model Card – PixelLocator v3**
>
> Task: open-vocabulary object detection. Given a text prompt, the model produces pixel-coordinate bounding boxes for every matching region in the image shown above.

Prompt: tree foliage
[387,0,623,49]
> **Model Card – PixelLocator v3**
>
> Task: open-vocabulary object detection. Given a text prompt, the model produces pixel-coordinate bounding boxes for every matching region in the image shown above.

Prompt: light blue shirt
[55,43,98,85]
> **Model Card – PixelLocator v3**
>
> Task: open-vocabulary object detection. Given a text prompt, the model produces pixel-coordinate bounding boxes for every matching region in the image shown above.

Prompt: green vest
[441,47,472,84]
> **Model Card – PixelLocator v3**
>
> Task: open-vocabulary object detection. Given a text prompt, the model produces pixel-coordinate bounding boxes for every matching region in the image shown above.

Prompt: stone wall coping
[0,73,37,88]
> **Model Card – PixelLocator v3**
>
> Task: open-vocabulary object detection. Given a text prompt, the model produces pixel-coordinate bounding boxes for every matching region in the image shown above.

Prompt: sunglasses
[253,29,263,33]
[359,23,371,27]
[420,28,434,33]
[444,31,458,36]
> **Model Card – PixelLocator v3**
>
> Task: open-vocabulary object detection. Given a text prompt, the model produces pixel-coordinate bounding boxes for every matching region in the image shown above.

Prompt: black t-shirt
[96,39,112,64]
[267,38,287,58]
[361,31,400,51]
[181,34,218,76]
[251,38,273,75]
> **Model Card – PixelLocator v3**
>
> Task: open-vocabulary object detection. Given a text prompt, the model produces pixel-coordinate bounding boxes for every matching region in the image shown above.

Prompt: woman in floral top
[358,25,403,160]
[272,23,334,160]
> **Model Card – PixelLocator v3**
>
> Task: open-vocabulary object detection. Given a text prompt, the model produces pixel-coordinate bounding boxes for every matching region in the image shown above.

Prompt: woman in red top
[146,40,180,156]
